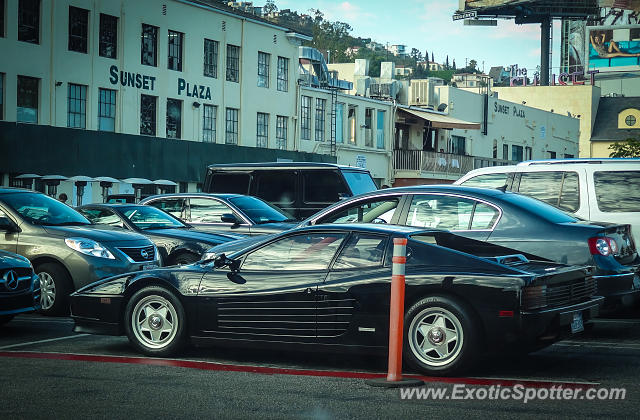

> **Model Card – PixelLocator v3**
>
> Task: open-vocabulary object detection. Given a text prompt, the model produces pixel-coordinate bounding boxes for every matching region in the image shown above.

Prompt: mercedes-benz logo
[3,270,18,290]
[140,249,149,259]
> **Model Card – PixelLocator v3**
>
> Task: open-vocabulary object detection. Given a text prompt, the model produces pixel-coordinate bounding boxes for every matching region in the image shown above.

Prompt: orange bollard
[367,237,424,388]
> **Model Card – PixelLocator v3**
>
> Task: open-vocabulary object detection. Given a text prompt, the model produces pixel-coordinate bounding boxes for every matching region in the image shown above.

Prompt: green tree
[263,0,277,15]
[609,138,640,157]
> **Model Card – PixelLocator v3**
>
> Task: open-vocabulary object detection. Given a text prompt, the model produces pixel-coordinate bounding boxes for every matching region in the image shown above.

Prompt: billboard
[458,0,530,11]
[586,24,640,70]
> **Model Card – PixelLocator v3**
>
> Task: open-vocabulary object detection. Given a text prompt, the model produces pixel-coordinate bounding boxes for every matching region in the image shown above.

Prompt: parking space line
[0,334,89,350]
[0,351,599,389]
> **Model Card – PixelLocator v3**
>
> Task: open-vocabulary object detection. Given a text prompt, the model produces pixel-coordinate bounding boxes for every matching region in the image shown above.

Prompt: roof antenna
[496,184,507,193]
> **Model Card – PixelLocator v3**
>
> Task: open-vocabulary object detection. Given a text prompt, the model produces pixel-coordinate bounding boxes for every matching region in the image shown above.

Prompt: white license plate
[570,312,584,334]
[142,263,158,271]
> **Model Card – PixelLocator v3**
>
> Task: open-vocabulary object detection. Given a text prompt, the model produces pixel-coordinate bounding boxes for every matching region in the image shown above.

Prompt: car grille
[0,268,34,294]
[523,277,597,311]
[117,246,156,263]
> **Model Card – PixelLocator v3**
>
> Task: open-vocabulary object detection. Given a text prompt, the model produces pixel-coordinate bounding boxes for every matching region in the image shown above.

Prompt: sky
[275,0,563,73]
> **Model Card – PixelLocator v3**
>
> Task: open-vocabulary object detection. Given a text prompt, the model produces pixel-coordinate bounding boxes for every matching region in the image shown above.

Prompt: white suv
[455,159,640,245]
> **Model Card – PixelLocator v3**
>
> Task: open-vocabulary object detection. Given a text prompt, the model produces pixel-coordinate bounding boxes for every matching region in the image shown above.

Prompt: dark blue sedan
[0,249,40,325]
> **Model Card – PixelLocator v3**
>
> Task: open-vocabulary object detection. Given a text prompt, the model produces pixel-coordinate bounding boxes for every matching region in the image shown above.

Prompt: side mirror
[213,253,240,272]
[0,216,19,233]
[220,213,240,225]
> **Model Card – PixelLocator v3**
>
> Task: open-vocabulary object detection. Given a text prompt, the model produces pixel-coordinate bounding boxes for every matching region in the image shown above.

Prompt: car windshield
[228,196,293,223]
[120,205,186,230]
[342,171,378,196]
[501,192,580,224]
[1,192,91,226]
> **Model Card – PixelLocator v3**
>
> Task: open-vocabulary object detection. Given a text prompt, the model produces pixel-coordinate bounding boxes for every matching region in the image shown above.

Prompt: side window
[460,173,510,189]
[316,197,400,224]
[255,171,297,205]
[80,208,124,228]
[189,198,237,223]
[147,198,187,220]
[406,195,477,230]
[210,172,251,194]
[303,170,348,203]
[517,171,580,212]
[594,171,640,213]
[470,202,499,230]
[333,234,387,269]
[242,233,346,271]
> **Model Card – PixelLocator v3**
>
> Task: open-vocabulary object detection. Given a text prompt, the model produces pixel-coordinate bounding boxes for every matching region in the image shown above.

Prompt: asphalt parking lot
[1,312,639,419]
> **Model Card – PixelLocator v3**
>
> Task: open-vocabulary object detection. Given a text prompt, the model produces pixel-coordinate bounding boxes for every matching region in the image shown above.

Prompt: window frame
[225,107,239,144]
[140,94,157,136]
[99,13,117,59]
[204,38,219,78]
[18,0,39,44]
[141,24,158,67]
[277,56,289,92]
[301,96,311,140]
[202,104,217,142]
[167,30,184,71]
[66,83,87,129]
[68,6,89,53]
[315,98,326,142]
[226,44,240,83]
[256,112,269,148]
[16,75,39,124]
[276,115,288,150]
[166,98,182,139]
[97,88,116,132]
[257,51,270,88]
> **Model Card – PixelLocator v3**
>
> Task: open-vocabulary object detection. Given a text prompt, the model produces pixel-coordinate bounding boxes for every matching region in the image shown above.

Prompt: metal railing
[393,150,474,175]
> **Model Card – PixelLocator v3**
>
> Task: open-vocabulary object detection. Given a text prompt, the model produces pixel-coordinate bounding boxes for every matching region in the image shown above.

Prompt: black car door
[319,233,391,346]
[399,193,499,242]
[196,231,347,343]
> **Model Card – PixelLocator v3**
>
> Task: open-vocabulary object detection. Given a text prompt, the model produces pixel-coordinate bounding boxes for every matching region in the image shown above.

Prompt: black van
[203,162,378,219]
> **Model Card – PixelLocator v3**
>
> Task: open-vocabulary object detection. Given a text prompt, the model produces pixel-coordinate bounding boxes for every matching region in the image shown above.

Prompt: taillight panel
[588,237,619,257]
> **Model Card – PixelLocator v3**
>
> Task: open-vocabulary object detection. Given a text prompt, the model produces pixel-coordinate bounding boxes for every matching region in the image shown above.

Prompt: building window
[503,144,509,160]
[277,56,288,92]
[141,24,158,66]
[225,108,238,144]
[257,51,270,88]
[376,110,385,149]
[315,98,326,142]
[68,6,88,53]
[203,104,217,142]
[348,105,357,144]
[548,151,557,159]
[18,0,39,44]
[364,108,373,147]
[301,96,311,140]
[525,146,532,160]
[625,115,636,126]
[168,30,183,71]
[226,44,240,82]
[0,73,3,119]
[66,83,86,128]
[166,99,182,139]
[17,76,38,123]
[512,145,523,162]
[204,39,218,78]
[98,88,116,132]
[451,135,466,155]
[336,103,344,143]
[256,112,269,147]
[276,115,287,150]
[492,140,497,158]
[99,14,117,59]
[140,94,157,135]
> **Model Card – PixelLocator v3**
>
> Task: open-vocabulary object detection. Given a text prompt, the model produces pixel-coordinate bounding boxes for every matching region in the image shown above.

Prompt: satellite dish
[437,103,447,112]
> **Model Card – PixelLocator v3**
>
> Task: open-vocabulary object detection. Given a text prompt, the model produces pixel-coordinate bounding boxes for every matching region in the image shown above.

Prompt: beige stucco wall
[493,85,601,158]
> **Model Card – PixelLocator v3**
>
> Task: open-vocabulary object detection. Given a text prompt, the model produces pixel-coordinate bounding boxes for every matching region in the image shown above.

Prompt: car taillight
[588,237,618,256]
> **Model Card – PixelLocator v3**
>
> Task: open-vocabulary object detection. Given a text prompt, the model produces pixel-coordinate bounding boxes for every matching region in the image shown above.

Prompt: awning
[398,107,481,130]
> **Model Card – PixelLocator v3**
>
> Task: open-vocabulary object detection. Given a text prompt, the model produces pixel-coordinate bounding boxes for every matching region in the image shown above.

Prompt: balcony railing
[393,150,474,175]
[393,150,516,175]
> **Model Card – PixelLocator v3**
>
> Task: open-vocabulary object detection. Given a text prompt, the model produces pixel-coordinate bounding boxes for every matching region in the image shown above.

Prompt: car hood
[204,232,278,257]
[42,225,150,244]
[144,228,240,244]
[0,249,32,269]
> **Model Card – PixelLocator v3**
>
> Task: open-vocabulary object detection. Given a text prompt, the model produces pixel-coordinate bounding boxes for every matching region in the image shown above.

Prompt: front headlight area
[65,237,115,259]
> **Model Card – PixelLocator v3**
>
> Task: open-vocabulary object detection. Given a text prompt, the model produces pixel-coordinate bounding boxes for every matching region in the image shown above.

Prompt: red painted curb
[0,351,597,389]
